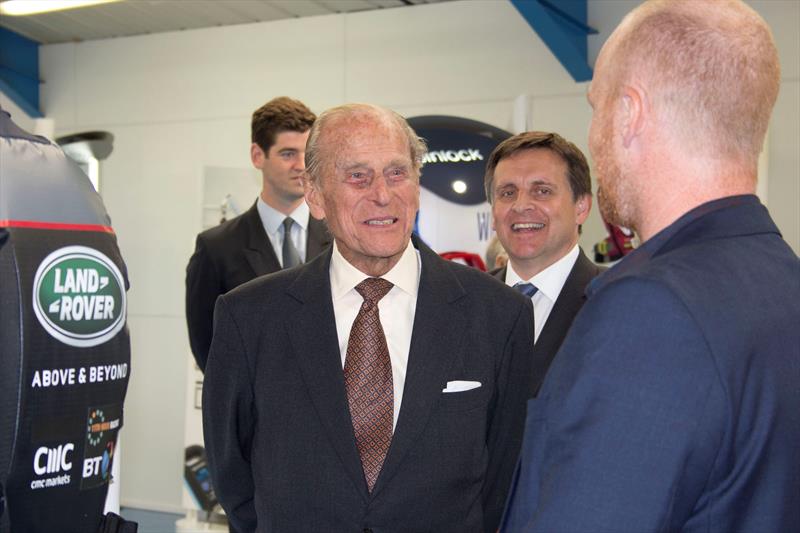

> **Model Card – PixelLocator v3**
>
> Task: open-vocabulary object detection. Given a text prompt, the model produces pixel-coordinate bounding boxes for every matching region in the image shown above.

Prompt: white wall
[0,92,36,131]
[36,0,799,511]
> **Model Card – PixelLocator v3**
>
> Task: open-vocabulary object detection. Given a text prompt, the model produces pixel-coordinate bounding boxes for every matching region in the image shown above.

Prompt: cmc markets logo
[32,246,126,348]
[30,442,74,490]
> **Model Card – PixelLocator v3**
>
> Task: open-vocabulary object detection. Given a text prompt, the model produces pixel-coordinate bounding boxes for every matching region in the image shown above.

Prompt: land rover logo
[33,246,126,347]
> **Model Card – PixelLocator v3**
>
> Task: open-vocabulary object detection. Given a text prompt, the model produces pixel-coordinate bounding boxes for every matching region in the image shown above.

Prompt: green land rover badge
[33,246,126,347]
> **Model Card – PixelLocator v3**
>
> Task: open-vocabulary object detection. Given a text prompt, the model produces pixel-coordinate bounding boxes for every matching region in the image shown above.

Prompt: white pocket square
[442,380,482,393]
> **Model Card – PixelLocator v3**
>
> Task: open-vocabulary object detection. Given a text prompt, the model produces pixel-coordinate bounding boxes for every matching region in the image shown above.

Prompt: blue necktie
[514,282,538,298]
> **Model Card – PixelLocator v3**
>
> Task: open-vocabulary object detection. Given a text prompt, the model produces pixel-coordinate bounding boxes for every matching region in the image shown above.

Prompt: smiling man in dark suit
[185,97,330,371]
[202,103,535,532]
[486,132,603,395]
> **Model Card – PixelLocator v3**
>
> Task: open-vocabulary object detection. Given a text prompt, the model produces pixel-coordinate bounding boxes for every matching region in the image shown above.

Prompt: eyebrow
[496,178,555,188]
[340,162,371,172]
[338,159,410,172]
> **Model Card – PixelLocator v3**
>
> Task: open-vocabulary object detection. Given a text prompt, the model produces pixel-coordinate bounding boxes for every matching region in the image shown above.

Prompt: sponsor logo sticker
[81,405,122,490]
[32,246,126,347]
[30,441,74,490]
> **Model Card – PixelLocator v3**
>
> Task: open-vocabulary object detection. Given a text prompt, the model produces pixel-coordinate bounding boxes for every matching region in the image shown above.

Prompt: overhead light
[452,180,468,194]
[0,0,123,16]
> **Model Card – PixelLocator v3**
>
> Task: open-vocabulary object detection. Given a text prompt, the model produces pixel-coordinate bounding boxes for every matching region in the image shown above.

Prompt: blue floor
[120,507,182,533]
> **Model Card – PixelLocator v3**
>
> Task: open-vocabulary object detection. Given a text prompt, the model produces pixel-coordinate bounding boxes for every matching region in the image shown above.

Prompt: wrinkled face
[252,129,310,208]
[491,148,589,277]
[306,117,419,276]
[588,40,635,229]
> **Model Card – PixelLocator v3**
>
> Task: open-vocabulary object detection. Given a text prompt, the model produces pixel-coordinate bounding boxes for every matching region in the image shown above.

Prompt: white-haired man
[203,103,536,532]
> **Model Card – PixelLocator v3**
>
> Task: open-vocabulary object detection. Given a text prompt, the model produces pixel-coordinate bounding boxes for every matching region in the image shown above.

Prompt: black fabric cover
[0,109,131,533]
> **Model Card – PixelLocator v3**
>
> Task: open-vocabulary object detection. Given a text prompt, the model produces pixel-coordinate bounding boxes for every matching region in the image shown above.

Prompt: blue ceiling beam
[509,0,597,83]
[0,27,41,118]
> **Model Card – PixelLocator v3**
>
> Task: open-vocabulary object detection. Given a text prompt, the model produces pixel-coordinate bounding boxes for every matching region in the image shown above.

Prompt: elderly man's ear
[305,175,326,220]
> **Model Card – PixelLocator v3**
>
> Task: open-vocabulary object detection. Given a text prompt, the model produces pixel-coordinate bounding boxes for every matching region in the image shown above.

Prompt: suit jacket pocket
[438,385,490,412]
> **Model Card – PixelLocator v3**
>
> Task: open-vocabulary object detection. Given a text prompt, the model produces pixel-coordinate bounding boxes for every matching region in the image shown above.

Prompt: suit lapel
[285,250,369,502]
[242,202,281,276]
[530,250,599,394]
[491,266,507,283]
[284,237,472,499]
[372,237,468,497]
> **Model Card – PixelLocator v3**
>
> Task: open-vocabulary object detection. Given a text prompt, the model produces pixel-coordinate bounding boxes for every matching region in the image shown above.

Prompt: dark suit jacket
[502,195,800,531]
[492,249,604,395]
[202,236,536,532]
[185,201,330,371]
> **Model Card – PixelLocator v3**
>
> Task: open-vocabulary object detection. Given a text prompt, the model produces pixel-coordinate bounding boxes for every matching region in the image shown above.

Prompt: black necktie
[514,282,538,298]
[281,217,301,269]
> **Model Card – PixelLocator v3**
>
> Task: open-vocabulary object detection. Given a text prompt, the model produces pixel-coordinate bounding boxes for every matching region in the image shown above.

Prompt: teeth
[367,219,394,226]
[513,223,544,230]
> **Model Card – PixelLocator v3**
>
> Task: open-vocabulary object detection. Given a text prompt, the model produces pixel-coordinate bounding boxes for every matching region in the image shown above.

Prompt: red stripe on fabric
[0,219,115,234]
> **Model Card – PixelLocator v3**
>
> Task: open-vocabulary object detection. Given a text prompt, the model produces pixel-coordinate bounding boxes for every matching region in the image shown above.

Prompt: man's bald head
[600,0,780,165]
[304,103,427,185]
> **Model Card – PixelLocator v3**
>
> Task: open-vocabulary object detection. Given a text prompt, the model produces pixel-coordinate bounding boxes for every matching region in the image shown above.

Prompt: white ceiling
[0,0,455,45]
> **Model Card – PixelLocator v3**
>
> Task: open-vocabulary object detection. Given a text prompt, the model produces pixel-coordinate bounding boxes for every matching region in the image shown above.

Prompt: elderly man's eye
[347,172,370,185]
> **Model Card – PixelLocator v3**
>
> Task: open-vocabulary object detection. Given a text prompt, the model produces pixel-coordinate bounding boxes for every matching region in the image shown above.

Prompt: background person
[486,131,604,395]
[185,96,330,371]
[485,234,508,270]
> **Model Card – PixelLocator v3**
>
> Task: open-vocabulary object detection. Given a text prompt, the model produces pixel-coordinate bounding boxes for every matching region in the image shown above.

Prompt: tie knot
[356,278,394,304]
[282,217,295,232]
[514,282,538,298]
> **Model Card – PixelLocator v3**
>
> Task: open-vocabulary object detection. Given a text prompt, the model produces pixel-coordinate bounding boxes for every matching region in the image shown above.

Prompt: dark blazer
[202,236,536,532]
[493,249,604,395]
[502,195,800,531]
[185,201,330,371]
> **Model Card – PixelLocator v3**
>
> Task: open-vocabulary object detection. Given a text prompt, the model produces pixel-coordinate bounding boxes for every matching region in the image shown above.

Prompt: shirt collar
[330,239,420,301]
[256,197,310,235]
[506,244,579,302]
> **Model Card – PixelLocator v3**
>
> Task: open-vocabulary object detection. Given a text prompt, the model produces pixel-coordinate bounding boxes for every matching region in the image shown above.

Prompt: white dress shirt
[505,244,579,344]
[329,240,421,430]
[256,197,310,265]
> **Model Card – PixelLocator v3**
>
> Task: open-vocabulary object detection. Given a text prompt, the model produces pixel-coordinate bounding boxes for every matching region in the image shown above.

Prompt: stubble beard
[596,154,637,231]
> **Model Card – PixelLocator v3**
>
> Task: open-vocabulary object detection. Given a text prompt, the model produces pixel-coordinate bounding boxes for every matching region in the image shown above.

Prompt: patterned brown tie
[344,277,394,492]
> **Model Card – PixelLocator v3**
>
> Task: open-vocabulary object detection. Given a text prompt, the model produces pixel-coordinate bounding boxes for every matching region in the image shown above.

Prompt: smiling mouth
[512,222,545,231]
[365,217,398,226]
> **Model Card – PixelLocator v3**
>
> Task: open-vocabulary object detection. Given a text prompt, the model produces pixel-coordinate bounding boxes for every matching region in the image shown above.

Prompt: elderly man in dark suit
[202,103,536,532]
[486,131,603,396]
[502,0,800,530]
[186,97,330,371]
